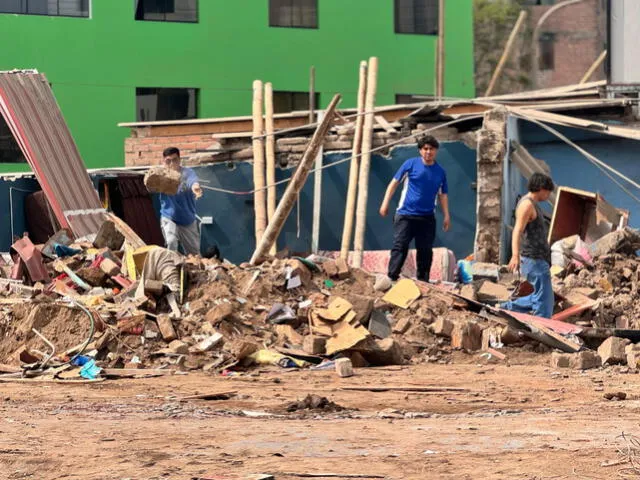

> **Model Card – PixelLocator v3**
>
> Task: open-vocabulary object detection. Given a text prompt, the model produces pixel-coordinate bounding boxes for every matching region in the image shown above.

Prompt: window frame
[394,0,439,36]
[268,0,318,30]
[134,0,199,24]
[272,90,319,114]
[135,87,199,123]
[538,32,556,71]
[0,0,91,18]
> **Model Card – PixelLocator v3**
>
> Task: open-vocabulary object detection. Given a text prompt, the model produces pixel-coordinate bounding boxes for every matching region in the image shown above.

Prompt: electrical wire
[199,114,485,196]
[511,109,640,205]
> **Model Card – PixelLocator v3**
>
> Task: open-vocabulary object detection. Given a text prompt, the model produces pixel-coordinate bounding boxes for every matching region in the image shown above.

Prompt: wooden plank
[102,368,173,378]
[180,391,237,401]
[0,376,104,384]
[341,386,468,393]
[374,115,397,134]
[105,212,146,250]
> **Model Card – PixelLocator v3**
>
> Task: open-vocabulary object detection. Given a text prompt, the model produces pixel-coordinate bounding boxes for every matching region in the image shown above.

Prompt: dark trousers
[388,214,436,281]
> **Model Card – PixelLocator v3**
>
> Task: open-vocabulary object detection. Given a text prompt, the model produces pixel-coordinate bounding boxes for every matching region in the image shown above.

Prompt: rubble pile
[552,228,640,329]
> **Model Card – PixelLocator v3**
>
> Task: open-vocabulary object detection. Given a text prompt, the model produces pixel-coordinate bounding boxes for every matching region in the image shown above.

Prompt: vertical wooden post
[252,80,267,245]
[340,60,368,261]
[352,57,378,268]
[250,95,341,265]
[264,82,277,255]
[311,111,325,254]
[436,0,445,99]
[309,66,316,124]
[485,10,528,97]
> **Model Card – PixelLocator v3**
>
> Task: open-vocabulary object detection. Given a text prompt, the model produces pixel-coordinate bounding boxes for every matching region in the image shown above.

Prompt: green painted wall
[0,0,474,172]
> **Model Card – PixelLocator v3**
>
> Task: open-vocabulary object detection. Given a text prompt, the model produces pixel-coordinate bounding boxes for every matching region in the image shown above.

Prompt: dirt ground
[1,352,639,480]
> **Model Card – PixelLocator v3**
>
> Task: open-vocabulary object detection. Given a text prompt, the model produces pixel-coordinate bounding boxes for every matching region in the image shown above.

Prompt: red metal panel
[0,71,103,238]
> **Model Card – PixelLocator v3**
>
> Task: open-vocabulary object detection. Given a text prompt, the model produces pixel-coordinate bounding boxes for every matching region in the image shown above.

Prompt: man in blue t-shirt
[379,135,450,281]
[156,147,203,256]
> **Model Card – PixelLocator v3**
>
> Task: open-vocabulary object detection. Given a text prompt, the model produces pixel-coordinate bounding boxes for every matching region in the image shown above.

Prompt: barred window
[0,0,89,17]
[395,0,438,35]
[136,88,198,122]
[269,0,317,29]
[135,0,197,23]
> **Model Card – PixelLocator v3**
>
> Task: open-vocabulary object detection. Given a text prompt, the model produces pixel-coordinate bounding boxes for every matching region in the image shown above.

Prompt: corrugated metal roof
[0,70,103,238]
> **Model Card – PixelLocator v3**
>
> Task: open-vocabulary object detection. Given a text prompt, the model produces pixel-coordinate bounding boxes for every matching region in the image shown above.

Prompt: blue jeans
[502,257,554,319]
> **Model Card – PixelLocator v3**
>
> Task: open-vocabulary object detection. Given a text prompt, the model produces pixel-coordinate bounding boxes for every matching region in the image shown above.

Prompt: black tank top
[519,197,551,264]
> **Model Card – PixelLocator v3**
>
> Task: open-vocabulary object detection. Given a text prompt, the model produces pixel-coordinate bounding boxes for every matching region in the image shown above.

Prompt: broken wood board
[180,391,237,401]
[382,279,421,309]
[101,368,174,378]
[340,386,468,393]
[316,297,353,322]
[0,376,104,384]
[105,212,146,250]
[325,319,370,355]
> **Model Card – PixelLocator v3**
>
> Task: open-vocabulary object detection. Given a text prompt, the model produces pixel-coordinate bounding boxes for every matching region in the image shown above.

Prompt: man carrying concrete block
[379,135,450,282]
[152,147,203,256]
[502,173,555,318]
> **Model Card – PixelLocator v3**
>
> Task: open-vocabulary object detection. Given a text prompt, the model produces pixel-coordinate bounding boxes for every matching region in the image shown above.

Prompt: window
[539,32,555,71]
[396,93,434,104]
[134,0,197,23]
[273,91,318,114]
[0,0,89,17]
[0,116,26,163]
[136,88,198,122]
[395,0,438,35]
[269,0,317,29]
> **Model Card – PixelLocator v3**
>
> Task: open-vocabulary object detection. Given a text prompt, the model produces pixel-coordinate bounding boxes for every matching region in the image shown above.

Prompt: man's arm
[508,201,534,272]
[438,193,450,231]
[379,178,400,216]
[187,169,203,199]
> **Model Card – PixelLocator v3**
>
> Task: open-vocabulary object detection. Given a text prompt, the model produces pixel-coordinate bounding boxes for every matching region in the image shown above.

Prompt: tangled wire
[615,432,640,478]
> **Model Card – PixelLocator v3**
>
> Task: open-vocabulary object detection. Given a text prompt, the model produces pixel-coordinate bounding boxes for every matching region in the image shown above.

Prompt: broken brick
[431,317,455,338]
[156,314,177,342]
[597,337,630,365]
[476,280,510,303]
[451,321,483,351]
[303,335,327,355]
[205,302,234,325]
[626,343,640,369]
[144,166,181,195]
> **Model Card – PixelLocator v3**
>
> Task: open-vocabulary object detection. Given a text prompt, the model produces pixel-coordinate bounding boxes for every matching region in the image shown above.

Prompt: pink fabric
[320,248,456,281]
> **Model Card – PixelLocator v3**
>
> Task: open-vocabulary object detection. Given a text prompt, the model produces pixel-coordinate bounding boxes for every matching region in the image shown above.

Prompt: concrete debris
[143,166,182,195]
[597,337,630,365]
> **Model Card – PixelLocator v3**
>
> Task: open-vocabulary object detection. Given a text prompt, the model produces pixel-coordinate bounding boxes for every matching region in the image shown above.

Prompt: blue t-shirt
[393,157,448,216]
[159,167,199,226]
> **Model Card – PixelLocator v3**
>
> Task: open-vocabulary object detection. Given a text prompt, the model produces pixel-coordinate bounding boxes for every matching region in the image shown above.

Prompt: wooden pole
[250,94,341,265]
[309,66,316,124]
[436,0,445,99]
[484,10,528,97]
[264,82,277,255]
[352,57,378,268]
[311,111,325,254]
[580,50,607,84]
[340,60,368,261]
[252,80,267,245]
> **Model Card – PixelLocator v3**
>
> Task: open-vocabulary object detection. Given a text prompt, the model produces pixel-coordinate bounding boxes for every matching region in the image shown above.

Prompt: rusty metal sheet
[0,70,104,238]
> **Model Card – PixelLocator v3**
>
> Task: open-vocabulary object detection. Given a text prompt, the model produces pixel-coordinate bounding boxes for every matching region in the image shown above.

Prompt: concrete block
[572,350,602,370]
[205,302,234,325]
[303,335,326,355]
[626,343,640,368]
[156,314,177,342]
[598,337,630,365]
[99,258,121,277]
[550,352,572,368]
[431,317,455,338]
[168,340,189,355]
[144,166,181,195]
[94,220,124,251]
[335,358,354,378]
[392,317,412,334]
[476,280,510,303]
[451,321,483,351]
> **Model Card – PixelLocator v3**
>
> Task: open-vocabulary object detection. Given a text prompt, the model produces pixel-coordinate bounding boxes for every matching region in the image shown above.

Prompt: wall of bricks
[529,0,607,89]
[125,132,214,167]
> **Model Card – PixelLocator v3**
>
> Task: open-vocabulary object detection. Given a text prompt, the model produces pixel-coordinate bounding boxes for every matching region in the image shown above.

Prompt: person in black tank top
[502,173,555,318]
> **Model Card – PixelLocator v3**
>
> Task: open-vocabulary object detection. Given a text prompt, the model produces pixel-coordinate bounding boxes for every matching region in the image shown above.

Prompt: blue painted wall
[0,141,478,265]
[194,142,478,264]
[518,120,640,229]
